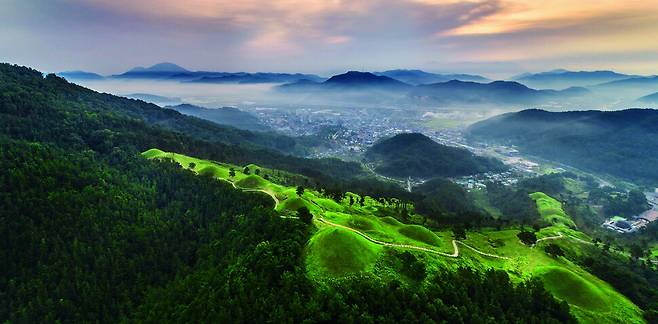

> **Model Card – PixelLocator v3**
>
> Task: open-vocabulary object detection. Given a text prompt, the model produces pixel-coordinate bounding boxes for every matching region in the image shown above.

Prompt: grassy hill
[531,192,577,228]
[365,133,505,179]
[145,149,644,323]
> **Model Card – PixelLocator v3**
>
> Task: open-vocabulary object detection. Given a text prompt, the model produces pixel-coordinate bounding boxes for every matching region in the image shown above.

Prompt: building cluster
[602,189,658,233]
[454,171,521,190]
[247,106,421,159]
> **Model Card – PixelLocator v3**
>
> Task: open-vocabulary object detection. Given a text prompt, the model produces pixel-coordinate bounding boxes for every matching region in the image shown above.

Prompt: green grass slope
[536,267,610,311]
[306,228,382,277]
[530,192,577,228]
[398,225,442,246]
[143,149,645,323]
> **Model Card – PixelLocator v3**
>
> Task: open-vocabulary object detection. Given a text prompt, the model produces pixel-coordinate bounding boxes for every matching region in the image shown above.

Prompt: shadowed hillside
[467,108,658,183]
[365,133,505,179]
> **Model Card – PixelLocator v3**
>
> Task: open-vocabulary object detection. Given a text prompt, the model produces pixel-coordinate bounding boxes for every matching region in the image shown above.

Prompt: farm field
[143,149,644,323]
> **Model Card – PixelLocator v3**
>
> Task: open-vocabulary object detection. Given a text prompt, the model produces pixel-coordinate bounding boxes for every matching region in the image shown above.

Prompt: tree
[452,225,466,240]
[229,170,236,178]
[296,186,304,197]
[297,206,313,224]
[400,208,409,221]
[243,166,250,175]
[592,237,601,247]
[630,244,645,260]
[188,162,196,169]
[349,195,354,206]
[517,231,537,246]
[255,168,260,176]
[544,243,564,258]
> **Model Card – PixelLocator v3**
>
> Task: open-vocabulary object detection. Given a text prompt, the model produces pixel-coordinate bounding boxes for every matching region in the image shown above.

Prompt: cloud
[443,0,657,36]
[1,0,658,75]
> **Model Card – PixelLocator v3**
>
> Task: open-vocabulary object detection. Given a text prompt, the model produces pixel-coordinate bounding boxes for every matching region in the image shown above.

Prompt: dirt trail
[242,188,280,208]
[220,176,281,209]
[317,217,510,259]
[534,232,595,248]
[217,175,522,260]
[204,164,591,261]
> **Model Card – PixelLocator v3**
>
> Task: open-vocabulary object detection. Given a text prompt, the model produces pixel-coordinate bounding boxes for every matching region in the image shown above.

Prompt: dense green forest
[466,108,658,183]
[413,178,489,225]
[0,63,578,322]
[365,133,505,178]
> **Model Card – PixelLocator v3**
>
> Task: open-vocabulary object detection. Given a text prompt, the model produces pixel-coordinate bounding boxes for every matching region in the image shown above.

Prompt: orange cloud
[442,0,656,36]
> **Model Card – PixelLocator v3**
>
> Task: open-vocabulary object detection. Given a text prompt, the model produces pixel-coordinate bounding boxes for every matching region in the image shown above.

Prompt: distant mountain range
[166,104,270,132]
[374,69,489,85]
[128,62,189,73]
[124,93,182,106]
[112,62,191,79]
[280,71,412,91]
[467,108,658,183]
[57,63,653,107]
[188,72,325,84]
[365,133,504,179]
[407,80,589,105]
[638,92,658,104]
[56,70,105,80]
[109,62,325,84]
[588,76,658,102]
[595,75,658,88]
[514,70,636,89]
[278,71,591,106]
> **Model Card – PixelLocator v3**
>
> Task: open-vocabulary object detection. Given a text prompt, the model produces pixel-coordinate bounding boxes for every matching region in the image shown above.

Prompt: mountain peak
[128,62,189,73]
[324,71,409,87]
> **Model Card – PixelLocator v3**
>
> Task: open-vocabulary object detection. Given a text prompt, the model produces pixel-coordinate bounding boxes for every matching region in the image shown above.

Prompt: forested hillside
[365,133,505,178]
[166,104,271,132]
[1,63,575,322]
[467,109,658,183]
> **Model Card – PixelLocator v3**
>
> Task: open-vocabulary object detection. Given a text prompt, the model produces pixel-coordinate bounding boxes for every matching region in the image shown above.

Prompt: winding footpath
[533,232,595,248]
[219,175,593,261]
[220,176,281,209]
[317,217,461,257]
[317,217,510,259]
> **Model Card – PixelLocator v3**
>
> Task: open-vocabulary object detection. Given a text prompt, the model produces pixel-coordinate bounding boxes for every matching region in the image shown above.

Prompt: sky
[2,0,658,78]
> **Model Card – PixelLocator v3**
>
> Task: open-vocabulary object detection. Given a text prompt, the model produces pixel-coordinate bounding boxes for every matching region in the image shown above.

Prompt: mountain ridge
[374,69,489,85]
[467,108,658,183]
[165,104,271,132]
